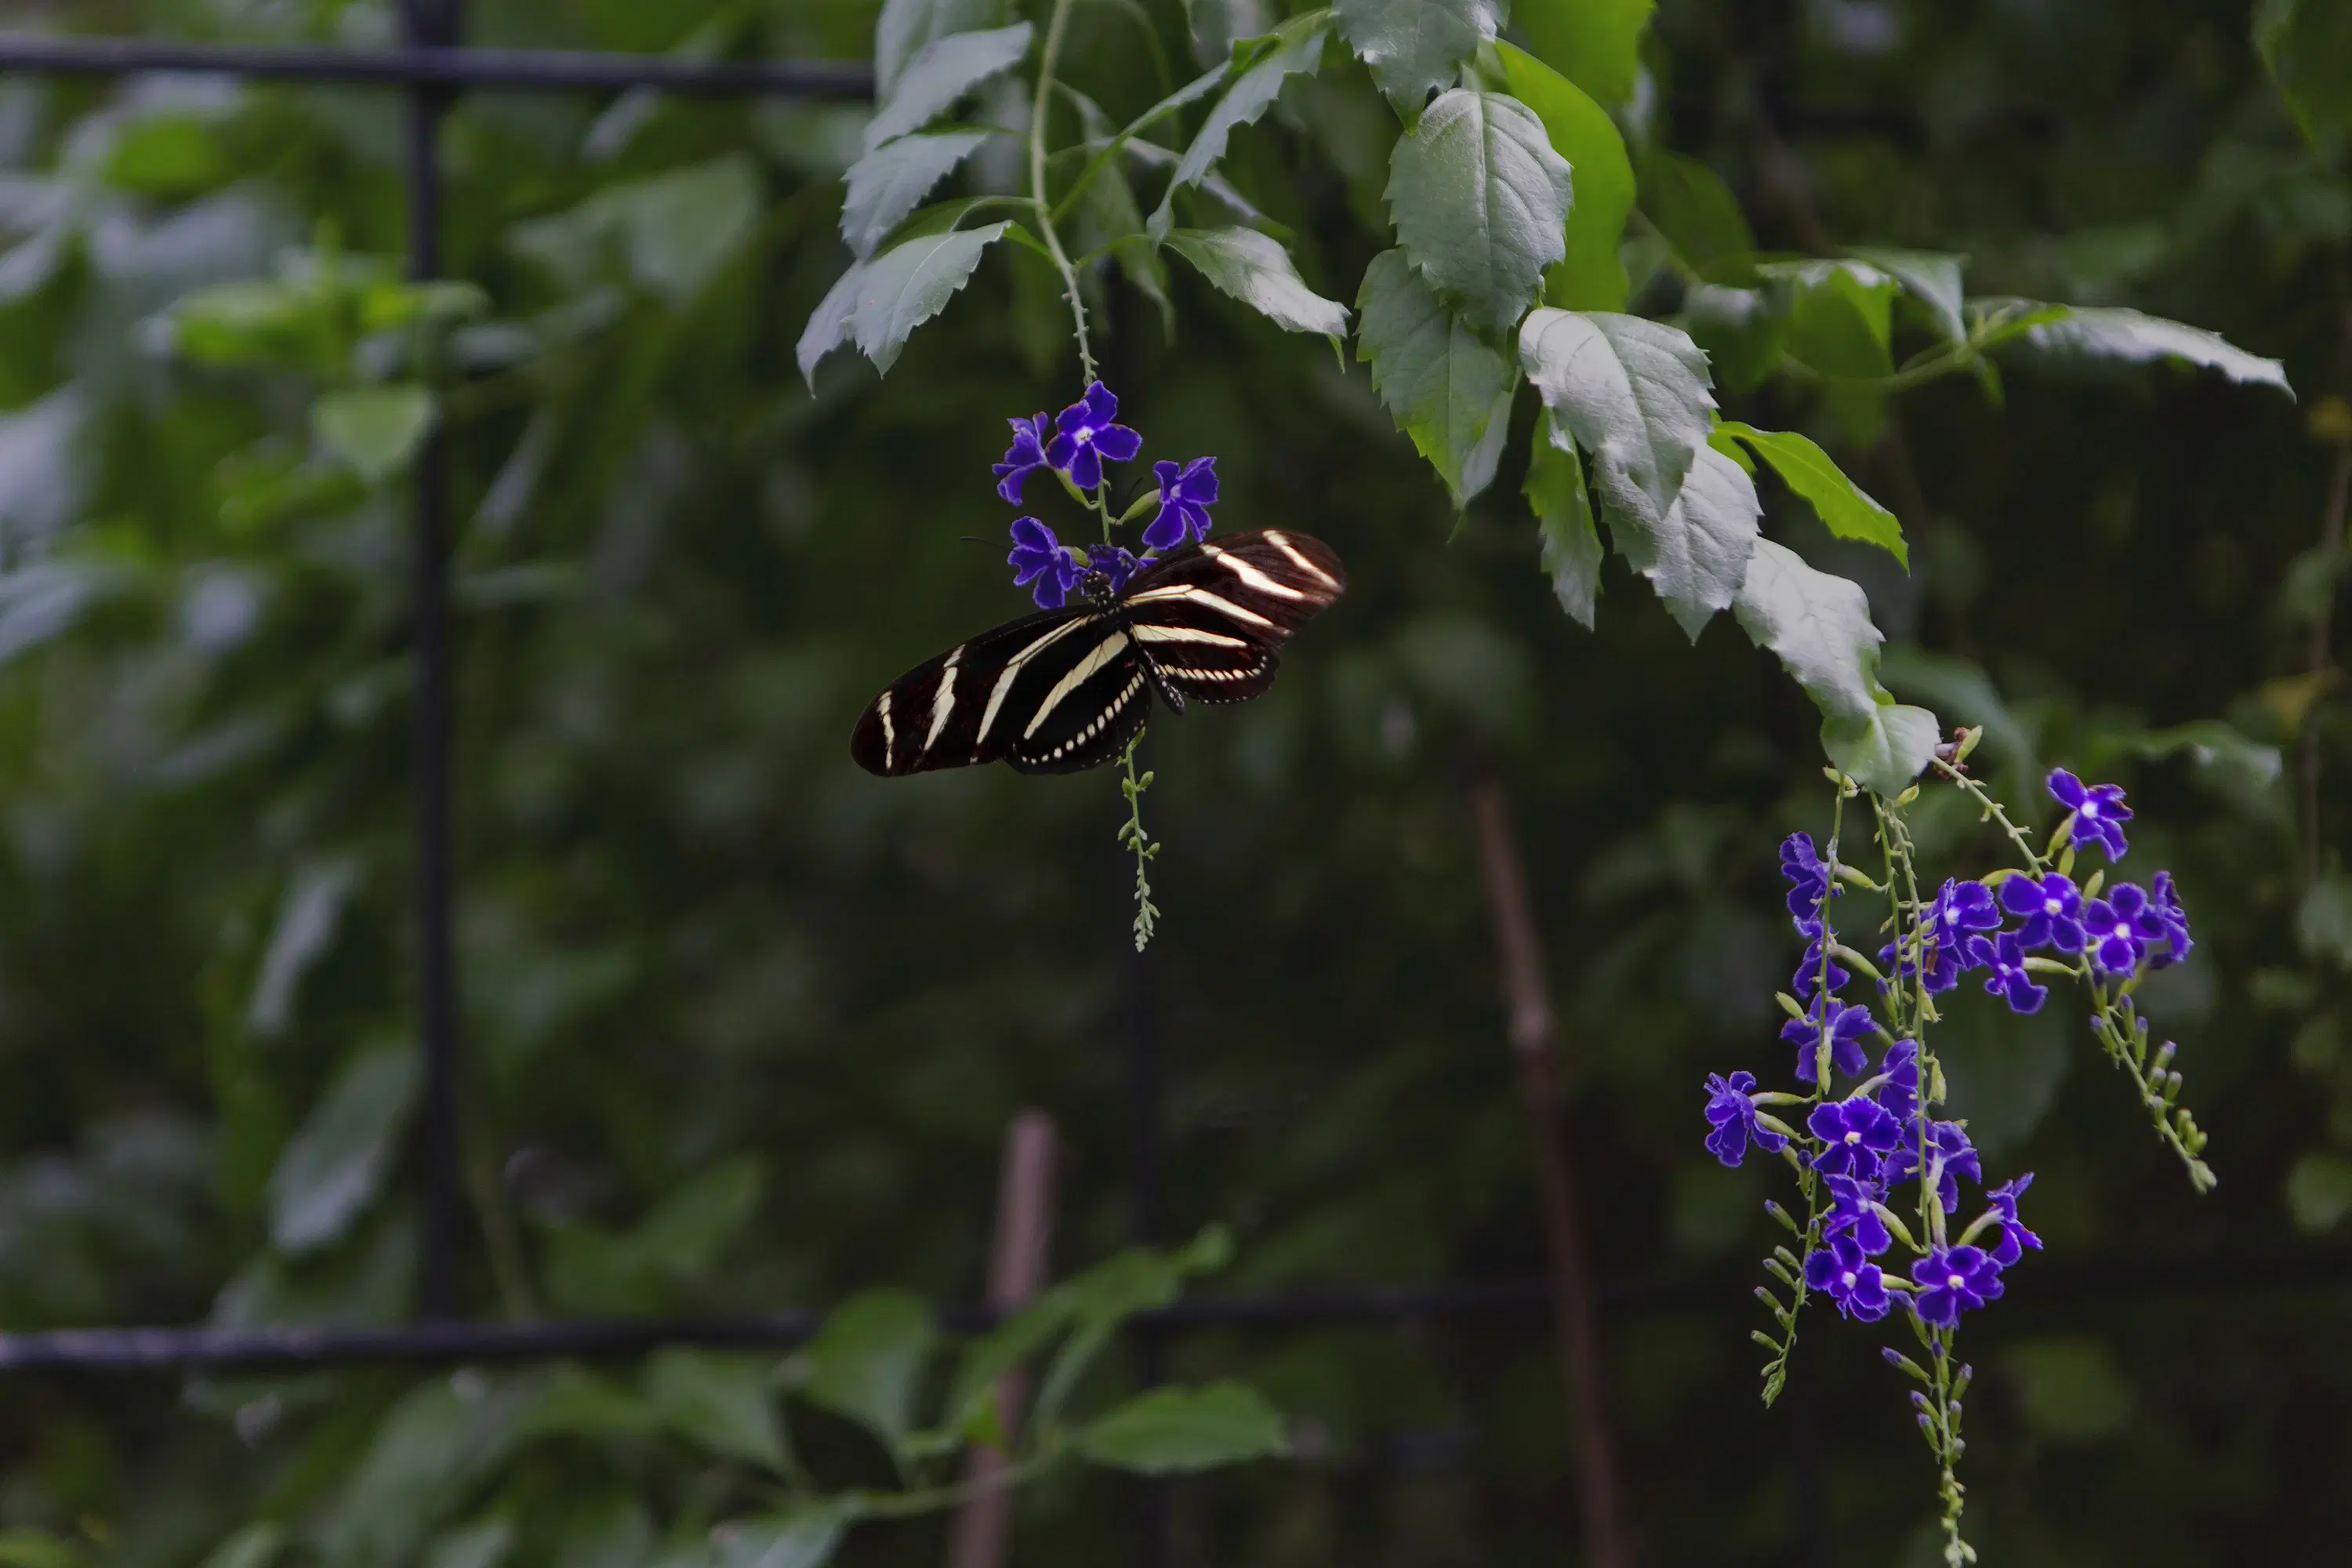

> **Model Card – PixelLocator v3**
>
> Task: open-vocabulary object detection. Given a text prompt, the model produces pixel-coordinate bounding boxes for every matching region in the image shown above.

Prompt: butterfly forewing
[850,528,1345,777]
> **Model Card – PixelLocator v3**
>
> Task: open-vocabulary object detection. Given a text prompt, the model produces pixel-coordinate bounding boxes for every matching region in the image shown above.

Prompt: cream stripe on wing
[1202,542,1307,600]
[974,616,1094,748]
[877,691,895,765]
[1023,631,1130,739]
[1262,530,1339,590]
[922,648,960,753]
[1131,623,1250,648]
[1122,585,1276,629]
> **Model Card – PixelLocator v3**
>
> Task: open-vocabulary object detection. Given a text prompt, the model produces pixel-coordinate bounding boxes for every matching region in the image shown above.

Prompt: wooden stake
[945,1109,1059,1568]
[1468,772,1634,1568]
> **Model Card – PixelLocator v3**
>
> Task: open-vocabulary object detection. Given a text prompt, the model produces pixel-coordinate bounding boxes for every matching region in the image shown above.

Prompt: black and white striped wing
[850,607,1152,777]
[1119,528,1345,706]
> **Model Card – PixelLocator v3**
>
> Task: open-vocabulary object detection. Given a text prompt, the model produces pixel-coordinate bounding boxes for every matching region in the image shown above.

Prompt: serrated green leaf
[1494,43,1633,311]
[1333,0,1501,112]
[644,1348,790,1472]
[2015,305,2292,395]
[1610,442,1758,639]
[1164,227,1349,337]
[1679,282,1787,393]
[1526,413,1602,626]
[840,130,992,259]
[2256,0,2352,145]
[1356,249,1515,503]
[875,0,1010,102]
[800,1289,936,1449]
[862,23,1034,151]
[1149,17,1329,240]
[1732,536,1882,725]
[1519,307,1715,523]
[1713,421,1906,566]
[1635,148,1752,272]
[1387,88,1574,332]
[1076,1382,1289,1474]
[1846,246,1965,343]
[268,1040,417,1255]
[1515,0,1654,106]
[847,221,1012,375]
[313,384,437,485]
[1824,698,1940,799]
[1763,258,1896,377]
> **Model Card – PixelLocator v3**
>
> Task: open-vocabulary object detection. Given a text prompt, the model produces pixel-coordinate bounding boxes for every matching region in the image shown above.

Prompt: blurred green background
[0,0,2347,1563]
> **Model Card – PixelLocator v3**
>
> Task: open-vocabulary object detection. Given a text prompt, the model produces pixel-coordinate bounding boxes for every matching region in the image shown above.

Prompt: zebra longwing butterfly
[851,529,1345,776]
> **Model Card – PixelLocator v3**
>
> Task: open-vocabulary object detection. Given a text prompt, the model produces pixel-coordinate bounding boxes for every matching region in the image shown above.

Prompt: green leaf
[840,131,992,259]
[797,262,866,386]
[713,1500,864,1568]
[1679,283,1787,393]
[1332,0,1502,112]
[846,221,1014,376]
[607,158,763,301]
[1385,88,1574,332]
[1526,413,1602,626]
[2125,721,2285,804]
[313,384,437,485]
[2288,1151,2352,1232]
[1733,537,1885,726]
[1514,0,1654,106]
[1519,307,1715,523]
[267,1041,419,1256]
[248,858,360,1039]
[543,1156,767,1316]
[1077,1382,1289,1474]
[644,1348,790,1472]
[315,1378,542,1568]
[0,1533,78,1568]
[2015,305,2292,395]
[1764,258,1896,378]
[1494,44,1635,311]
[1634,149,1752,271]
[103,114,230,198]
[1610,442,1759,640]
[1823,698,1941,800]
[875,0,1011,102]
[198,1525,284,1568]
[423,1519,515,1568]
[1149,17,1329,240]
[1846,246,1965,343]
[799,1288,937,1449]
[1163,227,1351,338]
[1355,248,1515,504]
[1713,422,1907,566]
[2299,873,2352,969]
[2256,0,2352,145]
[862,23,1035,150]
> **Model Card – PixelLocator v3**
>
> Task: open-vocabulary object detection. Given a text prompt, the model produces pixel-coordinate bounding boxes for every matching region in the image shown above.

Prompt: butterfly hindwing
[1120,528,1342,706]
[852,606,1097,776]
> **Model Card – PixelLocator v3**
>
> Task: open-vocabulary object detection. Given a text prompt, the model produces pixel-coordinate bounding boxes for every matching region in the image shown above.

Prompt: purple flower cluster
[993,383,1221,608]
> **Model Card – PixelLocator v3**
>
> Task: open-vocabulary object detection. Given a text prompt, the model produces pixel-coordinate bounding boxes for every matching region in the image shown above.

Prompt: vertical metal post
[1123,949,1174,1568]
[403,0,463,1323]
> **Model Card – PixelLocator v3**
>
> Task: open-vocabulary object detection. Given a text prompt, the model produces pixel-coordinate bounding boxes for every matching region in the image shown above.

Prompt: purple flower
[2151,871,2193,968]
[2048,768,2132,861]
[1807,1094,1903,1179]
[1889,1120,1980,1214]
[1999,872,2085,954]
[1046,382,1142,492]
[1703,1070,1788,1168]
[1780,833,1834,920]
[1967,931,2047,1014]
[1804,1233,1891,1322]
[1823,1171,1892,1255]
[1007,517,1082,609]
[1793,927,1850,998]
[1980,1174,2042,1268]
[2085,882,2167,975]
[1780,996,1875,1085]
[1911,1244,2003,1327]
[1871,1040,1919,1124]
[1142,456,1218,550]
[1086,543,1140,596]
[992,411,1051,503]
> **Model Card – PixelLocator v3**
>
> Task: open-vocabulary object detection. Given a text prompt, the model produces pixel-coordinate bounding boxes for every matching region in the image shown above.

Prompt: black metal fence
[0,8,2348,1564]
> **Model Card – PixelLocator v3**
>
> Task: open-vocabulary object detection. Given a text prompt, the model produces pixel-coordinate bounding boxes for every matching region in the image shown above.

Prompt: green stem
[1028,0,1096,386]
[1117,728,1159,952]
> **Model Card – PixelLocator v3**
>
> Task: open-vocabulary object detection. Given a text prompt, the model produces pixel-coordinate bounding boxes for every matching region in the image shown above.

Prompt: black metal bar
[405,0,462,1324]
[0,33,873,97]
[4,1251,2350,1373]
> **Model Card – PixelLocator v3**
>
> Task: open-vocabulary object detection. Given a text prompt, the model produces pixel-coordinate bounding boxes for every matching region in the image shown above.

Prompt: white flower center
[2113,922,2130,938]
[1846,1130,1862,1145]
[1842,1269,1858,1288]
[1076,428,1094,445]
[1947,1273,1964,1288]
[2045,896,2062,914]
[2082,800,2100,818]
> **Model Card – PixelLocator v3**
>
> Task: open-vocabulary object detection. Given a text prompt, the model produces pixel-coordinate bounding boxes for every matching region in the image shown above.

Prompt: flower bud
[1954,726,1984,764]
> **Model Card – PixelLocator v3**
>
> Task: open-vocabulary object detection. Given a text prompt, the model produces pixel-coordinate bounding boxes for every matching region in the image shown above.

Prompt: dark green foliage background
[0,0,2347,1563]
